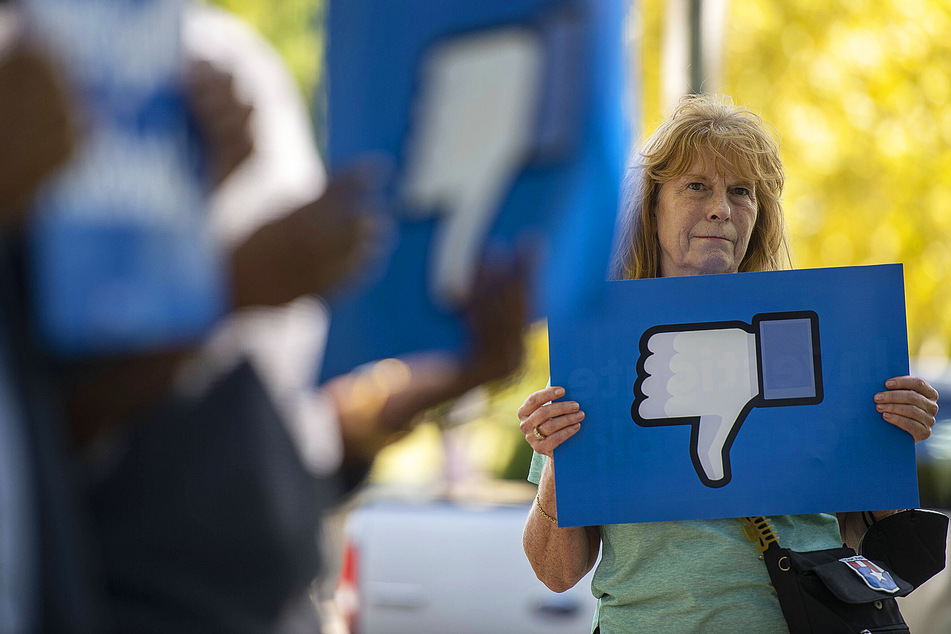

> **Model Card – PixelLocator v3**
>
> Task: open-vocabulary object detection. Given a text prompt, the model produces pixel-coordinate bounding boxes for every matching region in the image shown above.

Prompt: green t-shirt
[528,452,842,633]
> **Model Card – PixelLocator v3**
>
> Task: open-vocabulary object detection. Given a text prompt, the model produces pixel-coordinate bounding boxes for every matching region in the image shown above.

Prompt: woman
[518,94,939,633]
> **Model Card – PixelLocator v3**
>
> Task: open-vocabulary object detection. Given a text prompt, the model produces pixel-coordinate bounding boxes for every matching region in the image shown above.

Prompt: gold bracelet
[535,496,558,526]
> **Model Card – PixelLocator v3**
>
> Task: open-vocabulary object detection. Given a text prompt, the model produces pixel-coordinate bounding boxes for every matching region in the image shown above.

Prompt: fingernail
[554,387,565,396]
[876,404,885,412]
[568,401,579,410]
[886,380,896,388]
[874,393,884,402]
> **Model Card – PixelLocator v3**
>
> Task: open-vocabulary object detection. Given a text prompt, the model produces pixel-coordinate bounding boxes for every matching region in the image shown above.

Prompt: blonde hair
[611,94,791,280]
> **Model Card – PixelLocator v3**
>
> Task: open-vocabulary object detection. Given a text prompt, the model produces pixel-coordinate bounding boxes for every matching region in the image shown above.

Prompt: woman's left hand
[874,376,939,442]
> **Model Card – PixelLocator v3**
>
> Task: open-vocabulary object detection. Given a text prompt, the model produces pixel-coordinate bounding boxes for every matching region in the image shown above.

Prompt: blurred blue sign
[25,0,224,356]
[549,264,919,526]
[320,0,630,380]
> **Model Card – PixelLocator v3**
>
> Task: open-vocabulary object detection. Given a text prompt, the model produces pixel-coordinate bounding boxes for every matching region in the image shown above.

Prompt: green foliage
[723,0,951,357]
[638,0,951,356]
[205,0,324,99]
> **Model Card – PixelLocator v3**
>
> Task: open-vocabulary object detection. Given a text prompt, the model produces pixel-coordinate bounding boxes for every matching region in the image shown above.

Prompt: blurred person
[71,4,530,633]
[179,7,395,629]
[0,3,376,631]
[0,7,258,627]
[0,4,369,631]
[63,5,380,631]
[0,14,103,633]
[518,94,940,633]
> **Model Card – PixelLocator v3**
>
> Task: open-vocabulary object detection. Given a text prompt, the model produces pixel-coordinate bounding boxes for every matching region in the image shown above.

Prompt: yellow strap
[741,516,779,553]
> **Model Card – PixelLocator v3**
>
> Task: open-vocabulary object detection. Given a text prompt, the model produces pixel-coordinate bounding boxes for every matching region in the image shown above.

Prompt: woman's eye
[687,182,704,191]
[732,187,751,197]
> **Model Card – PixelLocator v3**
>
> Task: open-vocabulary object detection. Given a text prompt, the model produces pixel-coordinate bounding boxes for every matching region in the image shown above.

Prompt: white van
[335,486,598,634]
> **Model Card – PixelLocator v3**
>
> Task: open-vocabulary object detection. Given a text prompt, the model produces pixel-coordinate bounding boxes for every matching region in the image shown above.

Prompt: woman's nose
[707,189,731,221]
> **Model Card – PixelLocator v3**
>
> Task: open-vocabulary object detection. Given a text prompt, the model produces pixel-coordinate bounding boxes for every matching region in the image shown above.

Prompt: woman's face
[654,149,757,278]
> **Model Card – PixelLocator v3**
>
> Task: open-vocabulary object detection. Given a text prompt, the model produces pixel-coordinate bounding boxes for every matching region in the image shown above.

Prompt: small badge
[839,555,900,593]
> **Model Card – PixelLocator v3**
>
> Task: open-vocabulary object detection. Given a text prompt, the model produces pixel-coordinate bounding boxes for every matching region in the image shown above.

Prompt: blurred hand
[456,250,529,387]
[874,375,939,442]
[0,40,76,227]
[187,59,254,188]
[518,385,584,458]
[229,158,393,308]
[63,348,193,448]
[328,250,529,467]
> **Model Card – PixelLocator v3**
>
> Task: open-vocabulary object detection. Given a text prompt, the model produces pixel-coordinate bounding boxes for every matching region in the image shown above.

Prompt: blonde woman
[518,94,939,633]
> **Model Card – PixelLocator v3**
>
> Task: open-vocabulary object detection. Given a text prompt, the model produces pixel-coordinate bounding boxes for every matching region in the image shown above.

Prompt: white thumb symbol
[633,313,822,488]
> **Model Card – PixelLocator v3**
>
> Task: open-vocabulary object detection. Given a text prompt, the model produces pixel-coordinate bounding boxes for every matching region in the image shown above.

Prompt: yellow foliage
[206,0,323,99]
[721,0,951,356]
[638,0,951,356]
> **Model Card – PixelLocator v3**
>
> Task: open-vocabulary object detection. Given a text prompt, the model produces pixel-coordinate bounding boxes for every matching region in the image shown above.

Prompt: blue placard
[25,0,224,356]
[319,0,629,381]
[549,264,918,526]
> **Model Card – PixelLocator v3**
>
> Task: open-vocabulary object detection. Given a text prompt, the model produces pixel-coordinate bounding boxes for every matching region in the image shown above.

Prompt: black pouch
[763,544,912,633]
[859,509,950,589]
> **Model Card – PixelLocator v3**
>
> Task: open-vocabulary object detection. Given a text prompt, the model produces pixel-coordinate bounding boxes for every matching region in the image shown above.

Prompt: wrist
[534,495,558,525]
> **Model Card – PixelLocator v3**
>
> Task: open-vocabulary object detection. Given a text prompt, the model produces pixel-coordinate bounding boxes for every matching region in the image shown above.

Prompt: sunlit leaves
[719,0,951,356]
[206,0,323,98]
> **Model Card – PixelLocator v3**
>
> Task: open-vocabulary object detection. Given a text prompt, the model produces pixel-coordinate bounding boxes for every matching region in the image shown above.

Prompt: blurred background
[208,0,951,495]
[205,1,951,630]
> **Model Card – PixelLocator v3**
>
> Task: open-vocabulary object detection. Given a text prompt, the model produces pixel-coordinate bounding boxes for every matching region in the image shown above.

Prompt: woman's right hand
[517,385,584,457]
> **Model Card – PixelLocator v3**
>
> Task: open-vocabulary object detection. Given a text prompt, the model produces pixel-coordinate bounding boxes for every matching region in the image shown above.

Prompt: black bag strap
[742,516,812,633]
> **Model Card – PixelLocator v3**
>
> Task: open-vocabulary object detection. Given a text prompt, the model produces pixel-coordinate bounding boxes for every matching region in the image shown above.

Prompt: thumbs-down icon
[401,26,543,309]
[632,311,823,487]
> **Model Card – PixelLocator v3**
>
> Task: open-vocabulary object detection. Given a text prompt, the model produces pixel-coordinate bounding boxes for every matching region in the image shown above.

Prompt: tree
[708,0,951,358]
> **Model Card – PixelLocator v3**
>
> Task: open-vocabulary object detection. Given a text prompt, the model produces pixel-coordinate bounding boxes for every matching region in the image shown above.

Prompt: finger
[880,411,933,443]
[328,154,396,198]
[527,422,582,457]
[517,386,566,419]
[319,177,388,236]
[188,79,237,122]
[876,401,936,430]
[188,60,233,95]
[885,376,940,402]
[532,410,585,439]
[875,389,939,417]
[187,59,218,83]
[519,401,581,434]
[323,214,386,262]
[204,103,254,138]
[519,402,581,435]
[353,215,397,275]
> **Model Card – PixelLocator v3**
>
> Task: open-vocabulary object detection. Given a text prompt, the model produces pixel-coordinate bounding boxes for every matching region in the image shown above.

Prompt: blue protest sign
[25,0,224,356]
[319,0,629,381]
[549,264,918,526]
